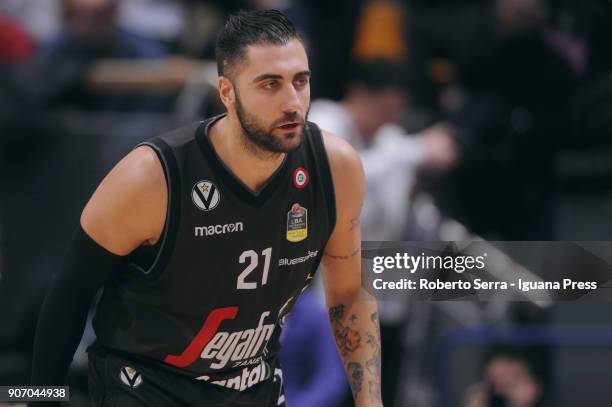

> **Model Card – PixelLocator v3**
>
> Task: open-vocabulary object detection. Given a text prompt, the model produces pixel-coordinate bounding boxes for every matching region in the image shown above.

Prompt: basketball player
[31,10,382,407]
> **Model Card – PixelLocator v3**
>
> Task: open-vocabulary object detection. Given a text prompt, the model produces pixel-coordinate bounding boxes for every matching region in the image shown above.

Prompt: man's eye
[262,81,277,89]
[295,78,309,87]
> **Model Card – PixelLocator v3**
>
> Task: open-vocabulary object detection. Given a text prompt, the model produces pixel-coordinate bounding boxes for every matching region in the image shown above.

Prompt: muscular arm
[321,132,382,407]
[81,145,167,254]
[30,146,166,391]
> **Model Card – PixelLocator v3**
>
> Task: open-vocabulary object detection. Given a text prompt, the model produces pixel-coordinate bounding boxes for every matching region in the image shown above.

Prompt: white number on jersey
[237,247,272,289]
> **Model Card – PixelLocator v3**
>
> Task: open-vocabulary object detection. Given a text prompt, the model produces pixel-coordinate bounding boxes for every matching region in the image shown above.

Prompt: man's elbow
[326,283,365,305]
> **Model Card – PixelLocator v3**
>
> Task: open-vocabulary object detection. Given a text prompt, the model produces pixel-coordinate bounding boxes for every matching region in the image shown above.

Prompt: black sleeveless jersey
[91,114,336,391]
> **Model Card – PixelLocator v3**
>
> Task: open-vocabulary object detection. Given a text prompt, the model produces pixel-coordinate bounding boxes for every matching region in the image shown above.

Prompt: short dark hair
[348,59,409,92]
[215,9,301,78]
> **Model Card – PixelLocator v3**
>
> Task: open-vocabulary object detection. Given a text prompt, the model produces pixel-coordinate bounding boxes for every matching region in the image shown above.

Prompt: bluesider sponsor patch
[286,204,307,242]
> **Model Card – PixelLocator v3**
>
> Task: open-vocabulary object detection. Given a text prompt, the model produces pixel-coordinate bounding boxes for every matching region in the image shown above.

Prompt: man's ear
[218,76,235,108]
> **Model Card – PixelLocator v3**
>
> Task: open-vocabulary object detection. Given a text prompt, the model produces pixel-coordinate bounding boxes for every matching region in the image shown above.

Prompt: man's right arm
[80,145,168,254]
[30,146,167,389]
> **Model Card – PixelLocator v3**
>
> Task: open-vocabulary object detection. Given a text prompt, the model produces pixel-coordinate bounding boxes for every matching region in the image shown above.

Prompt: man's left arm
[321,131,382,407]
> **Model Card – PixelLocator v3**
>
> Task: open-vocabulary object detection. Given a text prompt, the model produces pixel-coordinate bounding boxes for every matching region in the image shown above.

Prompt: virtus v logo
[192,180,220,211]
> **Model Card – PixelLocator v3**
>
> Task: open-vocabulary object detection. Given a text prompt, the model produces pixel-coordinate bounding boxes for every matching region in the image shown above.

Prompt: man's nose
[281,85,301,114]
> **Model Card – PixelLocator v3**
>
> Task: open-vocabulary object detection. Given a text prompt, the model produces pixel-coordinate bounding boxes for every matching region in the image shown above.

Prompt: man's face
[358,86,407,139]
[229,39,311,154]
[375,88,407,125]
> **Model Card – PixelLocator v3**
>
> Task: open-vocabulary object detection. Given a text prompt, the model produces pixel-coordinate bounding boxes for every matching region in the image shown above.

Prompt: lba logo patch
[192,180,220,211]
[293,167,309,189]
[286,203,307,242]
[119,366,143,388]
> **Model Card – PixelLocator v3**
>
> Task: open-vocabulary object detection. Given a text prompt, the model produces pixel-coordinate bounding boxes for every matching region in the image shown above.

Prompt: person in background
[310,59,457,242]
[38,0,169,111]
[0,0,61,43]
[463,346,548,407]
[48,0,167,58]
[117,0,186,49]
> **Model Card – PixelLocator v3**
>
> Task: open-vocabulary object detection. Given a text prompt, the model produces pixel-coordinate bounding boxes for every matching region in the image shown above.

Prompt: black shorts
[88,349,285,407]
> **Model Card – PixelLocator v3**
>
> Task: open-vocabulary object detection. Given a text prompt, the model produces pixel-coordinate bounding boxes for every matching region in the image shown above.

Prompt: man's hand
[420,122,458,171]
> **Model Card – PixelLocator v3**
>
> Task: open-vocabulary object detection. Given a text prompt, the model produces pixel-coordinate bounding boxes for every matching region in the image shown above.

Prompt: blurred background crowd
[2,0,612,406]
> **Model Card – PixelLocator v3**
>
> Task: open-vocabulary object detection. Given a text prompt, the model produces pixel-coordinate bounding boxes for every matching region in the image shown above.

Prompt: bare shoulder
[100,145,165,189]
[81,145,167,255]
[321,130,365,197]
[321,130,362,171]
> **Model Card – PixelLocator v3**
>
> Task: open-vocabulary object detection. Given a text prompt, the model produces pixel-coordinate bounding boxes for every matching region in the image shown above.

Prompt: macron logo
[194,221,244,237]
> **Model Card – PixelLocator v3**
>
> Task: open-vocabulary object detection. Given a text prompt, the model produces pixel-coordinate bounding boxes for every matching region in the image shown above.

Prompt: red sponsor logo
[164,307,238,368]
[164,308,274,371]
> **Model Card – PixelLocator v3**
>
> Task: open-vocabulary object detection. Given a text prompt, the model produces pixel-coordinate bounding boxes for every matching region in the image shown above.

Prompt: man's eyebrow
[252,73,283,83]
[252,70,311,83]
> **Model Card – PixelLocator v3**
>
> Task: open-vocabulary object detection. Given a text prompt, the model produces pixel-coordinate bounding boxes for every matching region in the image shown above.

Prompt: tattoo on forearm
[372,312,381,334]
[329,304,381,404]
[365,327,383,404]
[324,247,360,260]
[366,332,377,349]
[329,304,345,322]
[329,305,361,357]
[369,380,382,404]
[366,355,381,376]
[335,326,362,357]
[371,311,379,326]
[365,330,382,376]
[350,218,360,231]
[347,362,364,398]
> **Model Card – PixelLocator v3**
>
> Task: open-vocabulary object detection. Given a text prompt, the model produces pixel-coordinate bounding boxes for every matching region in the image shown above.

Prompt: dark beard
[235,91,307,154]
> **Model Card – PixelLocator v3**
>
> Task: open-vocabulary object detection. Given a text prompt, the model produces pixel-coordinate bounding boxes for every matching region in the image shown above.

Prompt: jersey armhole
[128,138,182,280]
[307,122,337,239]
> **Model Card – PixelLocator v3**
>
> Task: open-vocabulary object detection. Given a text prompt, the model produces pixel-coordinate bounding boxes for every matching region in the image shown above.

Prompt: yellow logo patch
[286,203,307,242]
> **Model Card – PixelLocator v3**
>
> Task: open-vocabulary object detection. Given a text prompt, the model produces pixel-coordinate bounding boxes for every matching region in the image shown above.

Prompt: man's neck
[209,114,286,192]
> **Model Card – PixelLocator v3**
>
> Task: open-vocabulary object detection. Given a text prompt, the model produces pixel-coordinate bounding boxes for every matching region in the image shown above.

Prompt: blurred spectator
[310,59,457,241]
[279,289,348,407]
[117,0,186,48]
[463,346,549,407]
[37,0,170,111]
[49,0,165,58]
[0,0,61,43]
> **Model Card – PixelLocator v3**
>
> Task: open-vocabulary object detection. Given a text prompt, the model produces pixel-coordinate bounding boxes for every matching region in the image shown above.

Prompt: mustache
[271,113,305,127]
